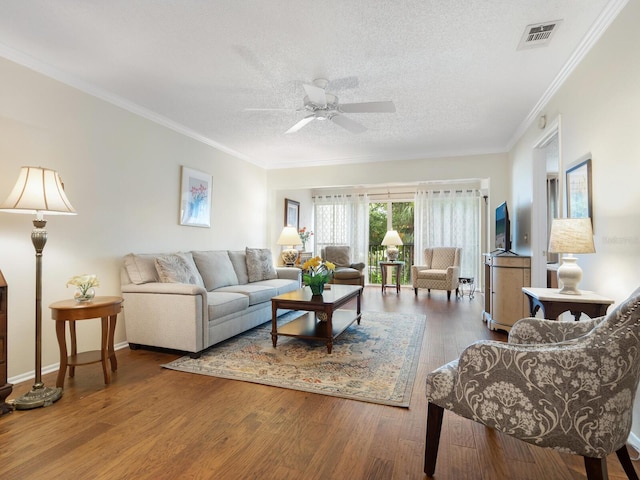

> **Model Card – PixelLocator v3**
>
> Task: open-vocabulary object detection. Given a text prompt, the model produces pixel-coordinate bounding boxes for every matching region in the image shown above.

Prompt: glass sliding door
[368,201,414,284]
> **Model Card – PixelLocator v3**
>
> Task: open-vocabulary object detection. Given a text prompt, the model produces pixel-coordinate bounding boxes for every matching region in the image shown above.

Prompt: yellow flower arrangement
[302,256,335,295]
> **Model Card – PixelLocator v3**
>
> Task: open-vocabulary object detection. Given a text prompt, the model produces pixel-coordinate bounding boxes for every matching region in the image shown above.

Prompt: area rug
[162,311,426,407]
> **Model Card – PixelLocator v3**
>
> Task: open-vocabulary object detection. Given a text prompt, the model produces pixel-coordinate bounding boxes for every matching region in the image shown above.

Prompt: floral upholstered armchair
[425,286,640,480]
[411,247,461,300]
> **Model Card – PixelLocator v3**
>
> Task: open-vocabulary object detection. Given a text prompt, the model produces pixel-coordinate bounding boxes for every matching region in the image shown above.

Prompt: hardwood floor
[1,286,635,479]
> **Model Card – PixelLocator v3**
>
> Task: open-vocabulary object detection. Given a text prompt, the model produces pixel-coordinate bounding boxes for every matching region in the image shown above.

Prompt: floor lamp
[0,167,76,409]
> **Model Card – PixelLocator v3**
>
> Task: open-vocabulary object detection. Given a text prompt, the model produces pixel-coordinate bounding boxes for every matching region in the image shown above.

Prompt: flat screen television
[495,201,511,251]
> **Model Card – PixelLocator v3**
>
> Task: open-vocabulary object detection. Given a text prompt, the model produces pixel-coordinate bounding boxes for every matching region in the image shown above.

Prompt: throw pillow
[178,252,206,288]
[124,253,160,284]
[192,250,239,291]
[246,248,277,282]
[155,254,203,285]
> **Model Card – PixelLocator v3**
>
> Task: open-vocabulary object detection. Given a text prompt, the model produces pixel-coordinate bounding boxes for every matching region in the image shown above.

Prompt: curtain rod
[312,189,479,200]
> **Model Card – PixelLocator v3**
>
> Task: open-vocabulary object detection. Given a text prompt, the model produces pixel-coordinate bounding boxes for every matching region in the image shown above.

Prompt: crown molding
[507,0,629,151]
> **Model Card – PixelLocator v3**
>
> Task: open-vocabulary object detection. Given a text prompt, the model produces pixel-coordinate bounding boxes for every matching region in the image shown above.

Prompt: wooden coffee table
[271,284,362,353]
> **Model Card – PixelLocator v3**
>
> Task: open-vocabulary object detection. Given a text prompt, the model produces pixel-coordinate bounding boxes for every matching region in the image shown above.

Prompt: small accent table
[457,277,475,299]
[521,287,614,321]
[380,261,404,294]
[50,296,123,388]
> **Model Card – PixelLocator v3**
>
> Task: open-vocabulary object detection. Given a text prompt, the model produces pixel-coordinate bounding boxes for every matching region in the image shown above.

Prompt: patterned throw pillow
[245,248,277,282]
[155,254,203,285]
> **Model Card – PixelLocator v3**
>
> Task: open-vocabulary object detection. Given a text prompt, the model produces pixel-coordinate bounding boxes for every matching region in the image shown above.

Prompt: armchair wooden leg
[424,402,444,476]
[415,288,418,295]
[447,290,451,300]
[616,445,639,480]
[584,456,607,480]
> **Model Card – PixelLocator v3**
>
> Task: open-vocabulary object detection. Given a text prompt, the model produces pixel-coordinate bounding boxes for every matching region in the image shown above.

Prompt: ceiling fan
[249,78,396,134]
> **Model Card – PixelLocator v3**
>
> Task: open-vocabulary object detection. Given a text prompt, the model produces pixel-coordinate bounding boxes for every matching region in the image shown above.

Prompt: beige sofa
[121,248,301,357]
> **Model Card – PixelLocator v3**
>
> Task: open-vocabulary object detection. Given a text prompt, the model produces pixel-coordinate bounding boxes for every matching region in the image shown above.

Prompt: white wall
[0,57,268,379]
[509,0,640,439]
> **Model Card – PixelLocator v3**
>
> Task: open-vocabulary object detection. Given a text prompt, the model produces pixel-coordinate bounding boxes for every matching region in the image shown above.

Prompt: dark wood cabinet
[0,270,12,415]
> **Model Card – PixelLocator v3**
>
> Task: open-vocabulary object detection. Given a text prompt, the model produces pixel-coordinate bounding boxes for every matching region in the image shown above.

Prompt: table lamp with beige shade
[548,217,595,295]
[277,226,303,266]
[381,230,403,261]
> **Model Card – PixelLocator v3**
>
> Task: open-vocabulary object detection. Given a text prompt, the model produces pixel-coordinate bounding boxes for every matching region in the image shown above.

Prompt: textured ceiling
[0,1,622,169]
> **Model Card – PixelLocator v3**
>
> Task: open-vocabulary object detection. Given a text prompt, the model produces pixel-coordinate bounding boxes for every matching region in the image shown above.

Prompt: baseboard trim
[8,341,130,385]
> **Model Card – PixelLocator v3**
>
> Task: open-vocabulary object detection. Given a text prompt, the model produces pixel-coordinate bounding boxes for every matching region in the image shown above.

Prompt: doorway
[532,117,561,287]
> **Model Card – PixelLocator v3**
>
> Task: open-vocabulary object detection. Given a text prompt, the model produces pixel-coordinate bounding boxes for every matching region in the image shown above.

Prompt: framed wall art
[180,166,212,227]
[284,198,299,229]
[566,156,592,221]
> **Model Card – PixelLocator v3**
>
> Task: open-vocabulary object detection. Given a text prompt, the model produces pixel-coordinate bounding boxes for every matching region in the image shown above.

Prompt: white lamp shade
[381,230,403,246]
[0,166,76,215]
[548,218,595,254]
[277,226,302,246]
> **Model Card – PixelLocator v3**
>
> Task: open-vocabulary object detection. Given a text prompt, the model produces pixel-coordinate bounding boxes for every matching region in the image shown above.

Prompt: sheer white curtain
[414,189,481,280]
[313,193,369,264]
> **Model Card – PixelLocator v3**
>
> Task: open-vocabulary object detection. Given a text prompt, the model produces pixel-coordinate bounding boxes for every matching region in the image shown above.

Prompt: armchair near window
[321,246,365,286]
[411,247,461,300]
[424,286,640,480]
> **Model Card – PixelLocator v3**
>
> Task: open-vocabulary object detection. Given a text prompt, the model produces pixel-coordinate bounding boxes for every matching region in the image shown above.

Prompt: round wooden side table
[49,296,123,388]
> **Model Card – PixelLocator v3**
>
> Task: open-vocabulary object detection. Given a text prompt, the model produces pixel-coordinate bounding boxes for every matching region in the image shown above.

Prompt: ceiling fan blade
[285,115,316,134]
[244,108,295,112]
[339,101,396,113]
[330,114,367,134]
[303,83,327,107]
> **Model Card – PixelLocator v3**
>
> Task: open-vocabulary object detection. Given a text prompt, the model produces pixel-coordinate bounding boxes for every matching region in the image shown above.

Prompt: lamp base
[281,248,299,267]
[386,246,399,262]
[13,382,62,410]
[557,255,583,295]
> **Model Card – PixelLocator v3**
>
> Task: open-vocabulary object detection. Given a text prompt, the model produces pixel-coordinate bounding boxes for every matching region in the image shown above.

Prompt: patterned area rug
[162,311,426,407]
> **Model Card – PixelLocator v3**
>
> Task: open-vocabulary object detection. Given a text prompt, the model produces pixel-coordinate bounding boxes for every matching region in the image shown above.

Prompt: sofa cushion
[216,284,278,306]
[155,254,203,285]
[324,246,350,267]
[334,267,362,280]
[255,278,300,295]
[206,291,250,320]
[246,248,277,282]
[417,269,447,280]
[228,250,250,285]
[124,253,160,284]
[192,250,239,291]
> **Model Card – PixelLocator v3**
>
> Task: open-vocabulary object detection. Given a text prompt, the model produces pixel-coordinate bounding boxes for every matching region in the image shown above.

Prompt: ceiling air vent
[517,20,563,50]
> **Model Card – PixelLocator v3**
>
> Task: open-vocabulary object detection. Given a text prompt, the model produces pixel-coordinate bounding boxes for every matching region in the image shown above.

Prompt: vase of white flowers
[67,274,100,302]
